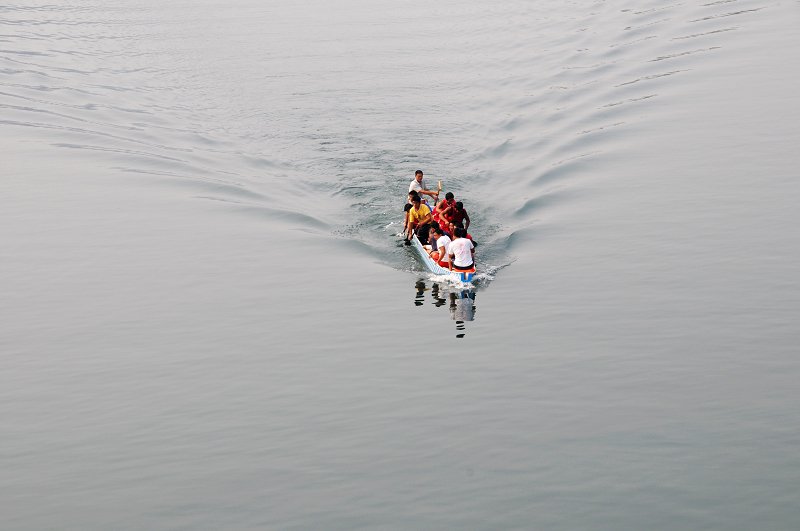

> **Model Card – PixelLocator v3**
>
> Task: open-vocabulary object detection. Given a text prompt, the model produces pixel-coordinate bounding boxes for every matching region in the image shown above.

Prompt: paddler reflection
[414,280,426,306]
[413,280,477,337]
[449,290,475,322]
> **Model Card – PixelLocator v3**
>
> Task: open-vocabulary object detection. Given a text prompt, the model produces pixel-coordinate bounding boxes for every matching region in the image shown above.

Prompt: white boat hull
[410,234,475,282]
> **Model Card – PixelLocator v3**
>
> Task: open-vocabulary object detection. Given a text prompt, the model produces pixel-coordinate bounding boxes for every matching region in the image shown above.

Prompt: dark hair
[403,204,412,212]
[454,227,464,238]
[411,196,421,204]
[453,221,464,229]
[432,226,442,236]
[409,192,420,201]
[415,170,423,176]
[455,201,463,210]
[430,222,440,231]
[445,192,454,200]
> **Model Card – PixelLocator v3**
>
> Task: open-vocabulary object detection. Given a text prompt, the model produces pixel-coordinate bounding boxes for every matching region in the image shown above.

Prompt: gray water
[2,0,799,529]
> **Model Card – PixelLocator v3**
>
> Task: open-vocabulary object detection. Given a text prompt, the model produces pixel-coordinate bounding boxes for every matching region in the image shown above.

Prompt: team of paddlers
[402,170,476,273]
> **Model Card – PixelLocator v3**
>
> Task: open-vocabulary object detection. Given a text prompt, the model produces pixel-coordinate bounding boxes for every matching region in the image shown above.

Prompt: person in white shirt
[427,225,452,268]
[409,170,438,203]
[448,227,475,271]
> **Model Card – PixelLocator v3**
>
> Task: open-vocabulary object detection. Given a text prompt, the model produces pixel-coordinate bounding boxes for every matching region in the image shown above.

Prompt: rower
[451,221,473,243]
[448,227,475,272]
[425,221,443,251]
[408,190,432,210]
[402,203,413,235]
[433,192,455,225]
[406,195,433,242]
[426,225,452,268]
[442,201,470,233]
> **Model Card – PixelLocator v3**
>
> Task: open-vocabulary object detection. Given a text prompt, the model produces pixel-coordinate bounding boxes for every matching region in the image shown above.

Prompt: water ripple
[0,0,781,271]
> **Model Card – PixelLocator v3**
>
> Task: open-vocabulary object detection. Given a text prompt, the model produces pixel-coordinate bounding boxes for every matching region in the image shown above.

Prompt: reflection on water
[414,280,476,338]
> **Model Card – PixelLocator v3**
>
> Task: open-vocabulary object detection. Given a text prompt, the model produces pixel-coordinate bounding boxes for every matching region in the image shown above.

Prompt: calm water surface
[2,0,799,529]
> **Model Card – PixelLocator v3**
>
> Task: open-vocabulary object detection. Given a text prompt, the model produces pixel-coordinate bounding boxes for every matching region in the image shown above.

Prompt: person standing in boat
[409,170,438,205]
[449,227,475,272]
[406,195,433,242]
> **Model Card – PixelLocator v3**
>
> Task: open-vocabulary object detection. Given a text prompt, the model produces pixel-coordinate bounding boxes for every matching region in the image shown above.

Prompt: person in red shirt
[442,201,470,234]
[433,192,455,225]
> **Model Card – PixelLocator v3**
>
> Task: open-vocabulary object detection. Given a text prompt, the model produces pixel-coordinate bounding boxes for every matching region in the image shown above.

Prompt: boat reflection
[414,280,477,338]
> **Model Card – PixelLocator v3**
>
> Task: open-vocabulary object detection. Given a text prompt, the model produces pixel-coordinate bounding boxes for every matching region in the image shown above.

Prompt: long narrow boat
[409,233,476,283]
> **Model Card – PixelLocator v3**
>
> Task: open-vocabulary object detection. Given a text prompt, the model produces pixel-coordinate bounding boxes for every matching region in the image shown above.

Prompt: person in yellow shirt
[406,195,433,242]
